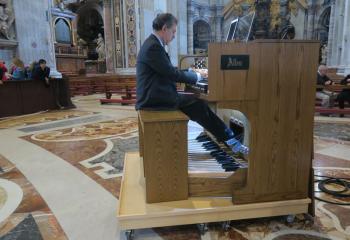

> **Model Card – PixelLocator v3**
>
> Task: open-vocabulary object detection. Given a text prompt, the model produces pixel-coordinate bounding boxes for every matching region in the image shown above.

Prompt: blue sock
[225,128,234,139]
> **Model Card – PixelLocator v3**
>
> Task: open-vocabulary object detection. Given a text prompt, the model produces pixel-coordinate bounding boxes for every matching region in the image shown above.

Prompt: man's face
[162,24,177,45]
[319,67,327,76]
[40,63,46,69]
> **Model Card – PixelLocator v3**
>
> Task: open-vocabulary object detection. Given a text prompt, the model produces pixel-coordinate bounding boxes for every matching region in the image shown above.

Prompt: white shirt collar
[152,32,165,48]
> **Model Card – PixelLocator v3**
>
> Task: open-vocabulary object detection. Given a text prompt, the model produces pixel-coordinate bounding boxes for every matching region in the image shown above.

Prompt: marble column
[327,0,346,68]
[326,0,337,66]
[215,4,224,42]
[305,1,316,39]
[13,0,61,78]
[339,0,350,75]
[177,1,188,59]
[103,0,116,73]
[187,3,194,54]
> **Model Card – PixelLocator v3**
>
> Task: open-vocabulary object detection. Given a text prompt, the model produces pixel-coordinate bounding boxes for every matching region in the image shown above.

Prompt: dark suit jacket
[136,34,197,110]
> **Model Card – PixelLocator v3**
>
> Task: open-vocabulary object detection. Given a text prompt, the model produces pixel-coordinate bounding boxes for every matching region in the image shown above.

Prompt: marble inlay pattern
[19,115,110,133]
[0,155,67,239]
[31,117,138,142]
[314,121,350,142]
[0,110,95,129]
[23,133,138,198]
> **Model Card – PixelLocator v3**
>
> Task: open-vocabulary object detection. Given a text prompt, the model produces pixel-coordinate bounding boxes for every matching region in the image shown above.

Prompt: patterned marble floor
[0,95,349,240]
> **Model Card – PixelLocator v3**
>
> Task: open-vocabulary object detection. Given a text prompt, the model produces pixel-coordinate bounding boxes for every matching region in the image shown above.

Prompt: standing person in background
[0,61,7,84]
[32,59,50,86]
[8,58,25,80]
[26,61,38,80]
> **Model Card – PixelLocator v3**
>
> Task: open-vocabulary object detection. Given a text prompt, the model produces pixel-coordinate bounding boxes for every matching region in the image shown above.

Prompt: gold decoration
[223,0,255,19]
[289,0,299,16]
[270,0,281,31]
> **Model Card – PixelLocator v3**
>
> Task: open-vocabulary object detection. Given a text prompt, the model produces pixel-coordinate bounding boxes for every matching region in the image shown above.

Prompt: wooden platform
[117,153,311,230]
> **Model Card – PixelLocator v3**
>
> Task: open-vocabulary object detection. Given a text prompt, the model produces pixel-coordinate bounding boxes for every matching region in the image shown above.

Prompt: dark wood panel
[0,78,74,118]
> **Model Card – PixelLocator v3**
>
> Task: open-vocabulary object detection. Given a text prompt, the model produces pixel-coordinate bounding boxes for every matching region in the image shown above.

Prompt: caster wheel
[285,214,296,224]
[221,220,231,231]
[304,213,315,225]
[197,223,208,235]
[125,230,135,240]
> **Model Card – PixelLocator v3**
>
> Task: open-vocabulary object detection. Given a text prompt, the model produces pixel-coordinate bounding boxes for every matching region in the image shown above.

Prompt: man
[336,74,350,117]
[32,59,50,86]
[136,13,248,154]
[316,65,335,108]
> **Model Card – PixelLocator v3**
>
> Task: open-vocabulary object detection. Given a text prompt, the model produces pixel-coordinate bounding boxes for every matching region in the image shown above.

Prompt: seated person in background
[0,61,8,82]
[0,67,3,84]
[8,58,25,80]
[316,65,335,108]
[32,59,50,86]
[136,13,249,154]
[336,74,350,116]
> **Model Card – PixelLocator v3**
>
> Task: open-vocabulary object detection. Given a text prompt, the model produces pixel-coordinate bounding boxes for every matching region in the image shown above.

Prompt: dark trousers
[177,94,229,142]
[337,91,350,109]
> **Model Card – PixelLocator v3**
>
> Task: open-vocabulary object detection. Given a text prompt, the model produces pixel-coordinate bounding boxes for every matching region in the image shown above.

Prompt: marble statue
[0,3,15,40]
[95,33,106,61]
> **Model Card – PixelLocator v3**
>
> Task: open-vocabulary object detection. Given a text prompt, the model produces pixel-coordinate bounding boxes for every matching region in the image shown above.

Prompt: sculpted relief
[0,0,15,40]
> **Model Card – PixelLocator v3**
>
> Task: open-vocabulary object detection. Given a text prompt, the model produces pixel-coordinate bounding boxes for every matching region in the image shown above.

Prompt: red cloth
[0,62,8,81]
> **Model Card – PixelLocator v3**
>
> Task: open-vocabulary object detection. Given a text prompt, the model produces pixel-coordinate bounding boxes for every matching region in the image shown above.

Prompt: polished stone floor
[0,94,349,240]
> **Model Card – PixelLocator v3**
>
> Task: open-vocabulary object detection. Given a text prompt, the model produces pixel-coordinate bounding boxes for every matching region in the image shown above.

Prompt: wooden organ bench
[137,110,189,203]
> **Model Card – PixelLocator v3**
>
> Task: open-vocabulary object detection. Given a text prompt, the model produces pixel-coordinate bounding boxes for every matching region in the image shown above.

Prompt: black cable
[315,174,350,180]
[313,174,350,205]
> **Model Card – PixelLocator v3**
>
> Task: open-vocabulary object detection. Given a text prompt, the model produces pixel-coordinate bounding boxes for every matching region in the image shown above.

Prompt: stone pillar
[187,3,194,54]
[326,0,337,66]
[305,1,315,39]
[177,1,188,60]
[214,3,224,42]
[103,0,116,73]
[167,0,177,65]
[339,0,350,75]
[13,0,61,77]
[327,0,346,68]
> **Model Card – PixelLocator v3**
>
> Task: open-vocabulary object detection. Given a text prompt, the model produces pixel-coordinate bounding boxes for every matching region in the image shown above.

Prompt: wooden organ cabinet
[117,40,319,235]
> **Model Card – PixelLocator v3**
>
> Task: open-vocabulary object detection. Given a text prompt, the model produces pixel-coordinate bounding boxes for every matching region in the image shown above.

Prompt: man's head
[318,65,328,76]
[38,59,46,70]
[152,13,177,45]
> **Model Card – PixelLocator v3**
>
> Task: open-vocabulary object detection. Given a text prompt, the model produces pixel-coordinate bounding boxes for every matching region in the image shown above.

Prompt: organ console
[118,40,320,234]
[139,40,319,204]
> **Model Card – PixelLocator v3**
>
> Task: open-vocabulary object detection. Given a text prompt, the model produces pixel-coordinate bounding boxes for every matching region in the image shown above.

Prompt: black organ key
[188,132,241,173]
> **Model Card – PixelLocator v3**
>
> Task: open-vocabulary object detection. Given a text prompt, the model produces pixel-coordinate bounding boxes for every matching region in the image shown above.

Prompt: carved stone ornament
[0,0,15,40]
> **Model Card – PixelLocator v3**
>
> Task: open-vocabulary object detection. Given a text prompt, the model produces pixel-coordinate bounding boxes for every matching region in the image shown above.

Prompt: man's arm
[143,44,197,84]
[324,75,333,85]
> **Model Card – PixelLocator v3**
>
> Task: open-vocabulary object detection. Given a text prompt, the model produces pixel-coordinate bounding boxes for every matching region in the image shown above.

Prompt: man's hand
[325,80,332,85]
[194,68,208,78]
[45,77,49,85]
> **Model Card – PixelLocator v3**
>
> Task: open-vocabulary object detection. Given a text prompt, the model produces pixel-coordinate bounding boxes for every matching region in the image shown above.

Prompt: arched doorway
[193,20,211,54]
[55,18,72,44]
[77,7,104,60]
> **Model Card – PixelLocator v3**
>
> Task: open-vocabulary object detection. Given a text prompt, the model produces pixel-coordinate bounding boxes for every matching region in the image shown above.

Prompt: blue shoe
[225,128,235,139]
[225,138,249,155]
